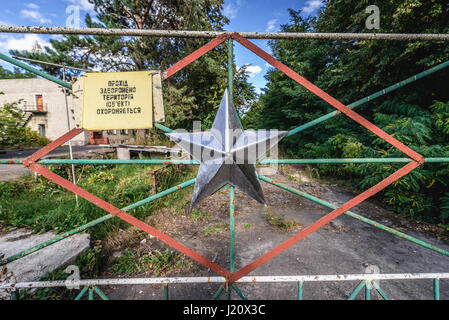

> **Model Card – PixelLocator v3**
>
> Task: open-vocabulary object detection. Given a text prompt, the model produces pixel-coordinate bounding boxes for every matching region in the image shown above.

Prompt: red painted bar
[163,34,231,80]
[230,161,421,282]
[231,33,424,164]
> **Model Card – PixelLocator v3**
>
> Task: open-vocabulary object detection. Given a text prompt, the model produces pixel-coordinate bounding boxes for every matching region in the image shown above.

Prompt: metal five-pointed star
[167,90,287,209]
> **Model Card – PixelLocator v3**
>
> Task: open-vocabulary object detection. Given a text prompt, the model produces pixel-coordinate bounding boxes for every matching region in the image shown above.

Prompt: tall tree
[246,0,449,222]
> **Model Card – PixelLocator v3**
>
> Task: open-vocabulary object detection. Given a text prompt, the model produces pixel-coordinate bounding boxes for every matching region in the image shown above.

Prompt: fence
[0,26,448,300]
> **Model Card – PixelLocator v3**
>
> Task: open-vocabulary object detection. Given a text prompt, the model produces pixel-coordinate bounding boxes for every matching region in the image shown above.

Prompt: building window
[120,129,128,135]
[38,124,46,137]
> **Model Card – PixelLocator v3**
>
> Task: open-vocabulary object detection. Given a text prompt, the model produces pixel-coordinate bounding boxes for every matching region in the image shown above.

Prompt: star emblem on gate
[23,33,424,285]
[166,89,287,208]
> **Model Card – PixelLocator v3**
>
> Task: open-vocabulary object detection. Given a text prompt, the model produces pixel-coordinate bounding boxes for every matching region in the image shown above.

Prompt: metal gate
[0,27,448,300]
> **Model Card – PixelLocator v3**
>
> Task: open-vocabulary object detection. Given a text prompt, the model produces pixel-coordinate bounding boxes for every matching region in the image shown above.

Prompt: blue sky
[0,0,324,92]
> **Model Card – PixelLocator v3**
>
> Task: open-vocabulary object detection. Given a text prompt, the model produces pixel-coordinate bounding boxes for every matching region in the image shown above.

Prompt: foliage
[244,1,449,222]
[262,211,301,231]
[0,66,36,79]
[110,249,190,277]
[0,98,50,148]
[0,162,195,239]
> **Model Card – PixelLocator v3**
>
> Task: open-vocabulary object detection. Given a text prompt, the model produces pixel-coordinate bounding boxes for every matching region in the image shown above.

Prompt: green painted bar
[374,283,389,300]
[0,53,72,89]
[231,283,248,300]
[93,286,109,300]
[259,175,449,257]
[365,281,371,300]
[229,186,235,273]
[260,158,412,164]
[164,284,169,300]
[228,185,236,300]
[348,281,365,300]
[154,122,174,133]
[298,281,303,300]
[0,178,196,266]
[228,39,234,102]
[39,159,199,165]
[75,286,88,300]
[88,287,94,300]
[434,279,440,300]
[286,60,449,137]
[211,285,224,300]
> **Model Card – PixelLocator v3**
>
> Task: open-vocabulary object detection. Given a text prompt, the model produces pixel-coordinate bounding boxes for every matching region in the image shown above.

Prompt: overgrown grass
[0,162,195,239]
[262,211,301,232]
[110,249,192,277]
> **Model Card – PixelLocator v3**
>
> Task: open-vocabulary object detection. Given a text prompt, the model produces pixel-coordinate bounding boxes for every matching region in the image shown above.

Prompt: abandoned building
[0,78,135,145]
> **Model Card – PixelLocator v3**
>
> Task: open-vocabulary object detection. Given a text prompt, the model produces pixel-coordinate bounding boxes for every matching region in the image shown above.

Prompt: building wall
[0,78,89,145]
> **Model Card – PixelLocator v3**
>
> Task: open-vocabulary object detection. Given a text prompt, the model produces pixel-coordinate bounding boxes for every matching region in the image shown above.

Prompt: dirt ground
[98,171,449,300]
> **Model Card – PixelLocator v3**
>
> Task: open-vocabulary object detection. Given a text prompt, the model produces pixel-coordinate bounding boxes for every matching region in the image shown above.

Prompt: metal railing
[2,272,447,300]
[22,103,47,113]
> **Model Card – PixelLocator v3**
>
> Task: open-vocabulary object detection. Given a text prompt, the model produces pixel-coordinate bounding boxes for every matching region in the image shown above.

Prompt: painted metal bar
[0,178,196,266]
[228,185,236,300]
[232,34,424,164]
[230,162,421,282]
[211,285,224,300]
[260,158,413,164]
[23,128,83,166]
[3,273,449,289]
[75,286,88,300]
[348,281,366,300]
[286,60,449,137]
[163,34,230,80]
[2,26,449,41]
[228,39,234,101]
[12,55,90,72]
[3,157,449,165]
[298,281,303,300]
[88,287,94,300]
[365,281,371,300]
[434,279,440,300]
[374,283,389,300]
[0,53,72,89]
[154,122,174,133]
[259,175,449,257]
[29,162,230,278]
[231,283,248,300]
[93,286,109,300]
[229,186,236,273]
[164,284,169,300]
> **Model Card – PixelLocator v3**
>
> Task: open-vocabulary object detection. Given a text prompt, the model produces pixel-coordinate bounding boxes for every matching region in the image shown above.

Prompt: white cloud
[25,3,40,10]
[20,9,52,24]
[266,19,278,32]
[223,0,245,19]
[67,0,95,12]
[223,3,238,19]
[302,0,323,14]
[241,65,262,78]
[0,34,51,52]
